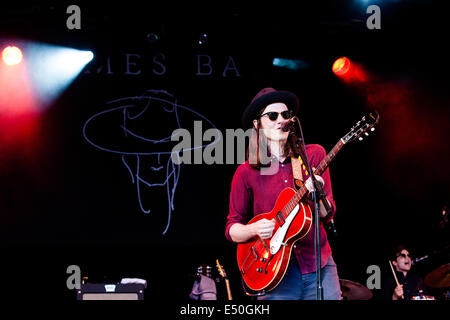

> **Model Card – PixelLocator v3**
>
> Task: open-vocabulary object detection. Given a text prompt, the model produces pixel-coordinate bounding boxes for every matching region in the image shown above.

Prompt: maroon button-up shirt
[225,144,336,274]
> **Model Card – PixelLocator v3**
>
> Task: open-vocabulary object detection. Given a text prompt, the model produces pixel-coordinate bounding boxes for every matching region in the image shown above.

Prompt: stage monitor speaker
[77,283,145,300]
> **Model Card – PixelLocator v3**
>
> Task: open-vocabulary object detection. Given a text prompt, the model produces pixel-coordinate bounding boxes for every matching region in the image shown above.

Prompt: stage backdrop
[0,2,448,302]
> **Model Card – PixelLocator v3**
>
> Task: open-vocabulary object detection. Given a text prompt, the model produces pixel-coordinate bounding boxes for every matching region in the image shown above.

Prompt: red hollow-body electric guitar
[236,112,379,292]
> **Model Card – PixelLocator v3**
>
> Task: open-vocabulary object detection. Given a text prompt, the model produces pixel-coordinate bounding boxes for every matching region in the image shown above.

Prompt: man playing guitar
[225,88,342,300]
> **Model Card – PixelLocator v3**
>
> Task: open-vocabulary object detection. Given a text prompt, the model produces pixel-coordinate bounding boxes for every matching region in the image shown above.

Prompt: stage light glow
[25,43,94,107]
[2,46,23,66]
[0,41,94,165]
[332,56,368,83]
[273,58,309,71]
[1,40,94,114]
[332,57,351,76]
[0,43,37,115]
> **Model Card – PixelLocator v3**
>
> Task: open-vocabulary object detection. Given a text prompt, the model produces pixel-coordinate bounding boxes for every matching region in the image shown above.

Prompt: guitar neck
[224,279,233,300]
[216,259,233,300]
[314,139,345,176]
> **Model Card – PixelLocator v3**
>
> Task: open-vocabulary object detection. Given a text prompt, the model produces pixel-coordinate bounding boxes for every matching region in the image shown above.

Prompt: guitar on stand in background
[216,259,233,300]
[197,264,213,279]
[188,264,217,300]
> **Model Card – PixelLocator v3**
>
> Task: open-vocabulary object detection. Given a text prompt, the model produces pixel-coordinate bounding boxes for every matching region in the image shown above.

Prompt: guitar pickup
[275,211,286,226]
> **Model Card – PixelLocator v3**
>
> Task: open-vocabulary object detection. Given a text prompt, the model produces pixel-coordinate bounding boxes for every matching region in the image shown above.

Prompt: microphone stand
[290,117,333,300]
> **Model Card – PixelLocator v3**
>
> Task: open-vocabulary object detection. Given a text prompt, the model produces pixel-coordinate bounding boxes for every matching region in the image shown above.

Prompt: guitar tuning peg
[370,127,375,131]
[364,132,369,136]
[359,137,363,141]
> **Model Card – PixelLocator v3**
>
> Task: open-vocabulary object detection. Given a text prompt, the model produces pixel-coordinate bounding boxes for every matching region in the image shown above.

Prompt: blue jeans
[257,256,342,300]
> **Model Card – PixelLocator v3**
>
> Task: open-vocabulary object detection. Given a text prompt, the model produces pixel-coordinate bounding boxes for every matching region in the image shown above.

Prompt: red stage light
[332,57,351,76]
[2,46,23,66]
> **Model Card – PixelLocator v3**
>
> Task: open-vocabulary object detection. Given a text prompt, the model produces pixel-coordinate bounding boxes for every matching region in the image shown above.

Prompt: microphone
[281,118,296,132]
[411,255,429,265]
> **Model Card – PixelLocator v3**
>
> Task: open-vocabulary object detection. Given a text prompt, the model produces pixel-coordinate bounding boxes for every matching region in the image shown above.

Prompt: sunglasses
[260,110,293,121]
[397,253,411,258]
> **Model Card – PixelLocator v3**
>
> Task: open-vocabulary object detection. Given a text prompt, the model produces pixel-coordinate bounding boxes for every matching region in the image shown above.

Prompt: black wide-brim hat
[242,87,299,129]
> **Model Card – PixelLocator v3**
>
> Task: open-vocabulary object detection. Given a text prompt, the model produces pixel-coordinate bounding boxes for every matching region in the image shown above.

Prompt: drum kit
[339,279,373,300]
[423,263,450,300]
[408,263,450,300]
[339,263,450,300]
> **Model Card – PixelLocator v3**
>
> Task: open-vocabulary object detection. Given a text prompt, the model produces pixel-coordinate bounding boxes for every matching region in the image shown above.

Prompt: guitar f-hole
[264,254,275,274]
[241,246,258,275]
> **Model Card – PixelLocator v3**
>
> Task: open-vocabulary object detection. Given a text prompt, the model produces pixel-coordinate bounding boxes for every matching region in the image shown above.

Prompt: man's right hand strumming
[251,218,276,239]
[229,218,275,243]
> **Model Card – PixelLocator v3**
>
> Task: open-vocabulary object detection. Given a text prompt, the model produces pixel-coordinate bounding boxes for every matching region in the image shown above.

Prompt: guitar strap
[291,155,310,191]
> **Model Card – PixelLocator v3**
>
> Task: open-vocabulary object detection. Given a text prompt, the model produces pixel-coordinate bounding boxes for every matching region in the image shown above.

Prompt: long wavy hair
[246,117,301,169]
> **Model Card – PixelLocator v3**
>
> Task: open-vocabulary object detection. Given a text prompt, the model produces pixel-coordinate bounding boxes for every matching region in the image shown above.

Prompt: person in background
[382,245,429,300]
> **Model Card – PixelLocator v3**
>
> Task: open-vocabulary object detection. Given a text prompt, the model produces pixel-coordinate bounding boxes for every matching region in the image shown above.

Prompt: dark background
[0,0,448,306]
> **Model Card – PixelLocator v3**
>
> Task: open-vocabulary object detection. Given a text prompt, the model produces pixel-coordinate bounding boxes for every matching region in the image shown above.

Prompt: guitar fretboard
[315,139,345,176]
[280,139,345,218]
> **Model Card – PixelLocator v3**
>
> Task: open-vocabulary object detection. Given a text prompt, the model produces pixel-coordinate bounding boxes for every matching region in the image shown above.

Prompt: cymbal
[425,263,450,288]
[339,279,373,300]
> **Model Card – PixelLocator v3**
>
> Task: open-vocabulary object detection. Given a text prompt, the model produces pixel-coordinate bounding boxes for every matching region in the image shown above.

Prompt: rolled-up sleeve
[225,165,252,242]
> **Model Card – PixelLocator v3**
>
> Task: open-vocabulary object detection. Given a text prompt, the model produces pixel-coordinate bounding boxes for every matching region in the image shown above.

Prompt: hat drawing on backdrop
[241,87,299,129]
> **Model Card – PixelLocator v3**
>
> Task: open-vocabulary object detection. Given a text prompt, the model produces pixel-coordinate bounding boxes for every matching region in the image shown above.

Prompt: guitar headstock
[216,259,227,278]
[197,264,212,278]
[342,111,379,144]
